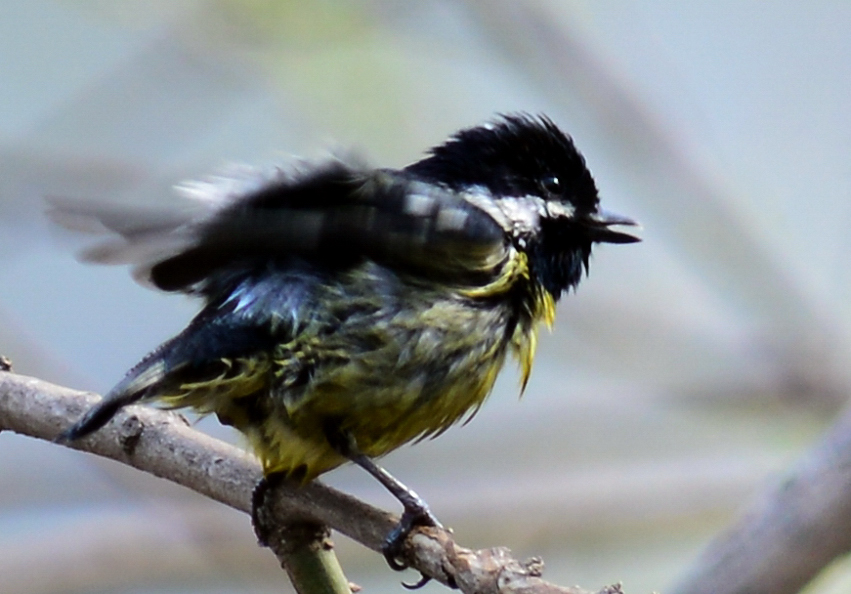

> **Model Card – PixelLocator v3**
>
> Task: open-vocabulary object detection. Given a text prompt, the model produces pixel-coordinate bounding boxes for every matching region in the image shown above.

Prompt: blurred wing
[59,305,278,441]
[49,158,510,293]
[59,265,321,442]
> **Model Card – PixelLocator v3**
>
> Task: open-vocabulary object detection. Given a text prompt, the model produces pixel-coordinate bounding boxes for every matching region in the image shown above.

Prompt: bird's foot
[383,503,445,589]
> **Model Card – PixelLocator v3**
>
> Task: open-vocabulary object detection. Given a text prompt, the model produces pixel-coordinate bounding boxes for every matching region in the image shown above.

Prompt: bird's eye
[541,175,562,196]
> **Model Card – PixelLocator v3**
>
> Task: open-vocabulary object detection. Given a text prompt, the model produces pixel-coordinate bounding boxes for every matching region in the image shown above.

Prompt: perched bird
[54,114,639,570]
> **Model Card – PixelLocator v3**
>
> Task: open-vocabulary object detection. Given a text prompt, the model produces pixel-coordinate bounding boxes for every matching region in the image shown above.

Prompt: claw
[381,518,414,570]
[381,506,442,570]
[402,574,432,589]
[385,552,409,572]
[384,511,439,590]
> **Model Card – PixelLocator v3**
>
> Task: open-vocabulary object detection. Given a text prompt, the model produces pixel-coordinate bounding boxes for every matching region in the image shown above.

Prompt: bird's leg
[350,450,443,568]
[324,424,442,581]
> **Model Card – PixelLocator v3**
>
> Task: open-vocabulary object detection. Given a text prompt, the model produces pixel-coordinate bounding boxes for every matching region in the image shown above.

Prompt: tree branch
[261,521,353,594]
[0,370,618,594]
[671,402,851,594]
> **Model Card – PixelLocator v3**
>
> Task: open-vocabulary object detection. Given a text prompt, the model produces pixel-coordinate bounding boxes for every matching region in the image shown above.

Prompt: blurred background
[2,1,851,592]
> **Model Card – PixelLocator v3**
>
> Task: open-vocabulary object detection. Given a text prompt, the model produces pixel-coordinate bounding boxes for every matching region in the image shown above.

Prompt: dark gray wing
[58,266,317,442]
[49,158,509,293]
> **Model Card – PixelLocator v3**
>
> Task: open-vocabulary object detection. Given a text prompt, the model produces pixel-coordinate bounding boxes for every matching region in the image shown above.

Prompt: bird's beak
[584,208,641,244]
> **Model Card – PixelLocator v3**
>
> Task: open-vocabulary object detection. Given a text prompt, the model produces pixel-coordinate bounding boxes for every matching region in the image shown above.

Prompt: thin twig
[263,521,353,594]
[670,402,851,594]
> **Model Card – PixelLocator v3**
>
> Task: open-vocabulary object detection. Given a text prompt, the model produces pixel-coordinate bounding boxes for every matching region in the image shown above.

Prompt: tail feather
[57,297,279,444]
[57,357,167,442]
[58,388,145,442]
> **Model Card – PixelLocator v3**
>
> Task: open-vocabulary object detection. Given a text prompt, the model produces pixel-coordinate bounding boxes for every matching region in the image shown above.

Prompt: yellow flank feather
[157,355,271,412]
[538,289,556,328]
[460,248,557,391]
[460,247,529,298]
[511,289,555,391]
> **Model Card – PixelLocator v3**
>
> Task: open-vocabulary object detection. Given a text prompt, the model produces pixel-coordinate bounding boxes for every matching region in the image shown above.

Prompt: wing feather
[50,157,510,293]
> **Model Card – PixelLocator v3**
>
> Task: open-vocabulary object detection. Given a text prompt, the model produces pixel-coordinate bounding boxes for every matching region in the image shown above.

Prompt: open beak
[584,208,641,244]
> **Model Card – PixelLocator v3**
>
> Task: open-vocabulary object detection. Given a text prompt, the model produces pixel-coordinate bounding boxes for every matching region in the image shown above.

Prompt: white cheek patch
[545,201,575,219]
[496,195,545,235]
[461,189,548,238]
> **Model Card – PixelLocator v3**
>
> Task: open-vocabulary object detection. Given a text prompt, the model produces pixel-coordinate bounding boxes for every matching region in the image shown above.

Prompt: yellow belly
[250,348,507,481]
[251,308,516,481]
[163,257,555,482]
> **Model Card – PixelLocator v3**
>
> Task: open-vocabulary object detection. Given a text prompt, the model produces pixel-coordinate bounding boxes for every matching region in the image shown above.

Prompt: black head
[407,114,639,299]
[406,113,600,216]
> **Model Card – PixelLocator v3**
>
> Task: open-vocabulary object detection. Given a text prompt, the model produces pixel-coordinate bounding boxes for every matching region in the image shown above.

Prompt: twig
[0,372,618,594]
[263,521,353,594]
[670,402,851,594]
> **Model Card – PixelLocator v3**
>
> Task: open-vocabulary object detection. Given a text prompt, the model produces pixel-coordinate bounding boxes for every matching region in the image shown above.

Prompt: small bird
[54,114,639,572]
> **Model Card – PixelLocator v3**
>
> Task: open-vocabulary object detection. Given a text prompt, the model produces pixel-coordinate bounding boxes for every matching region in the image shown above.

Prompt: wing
[58,266,317,441]
[49,157,510,294]
[58,306,277,441]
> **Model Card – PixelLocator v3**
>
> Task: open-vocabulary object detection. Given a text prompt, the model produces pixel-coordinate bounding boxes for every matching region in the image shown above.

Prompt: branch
[670,402,851,594]
[260,521,353,594]
[0,370,619,594]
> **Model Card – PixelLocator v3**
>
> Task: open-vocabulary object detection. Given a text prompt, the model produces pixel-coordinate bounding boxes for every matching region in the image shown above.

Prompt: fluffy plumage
[55,114,639,484]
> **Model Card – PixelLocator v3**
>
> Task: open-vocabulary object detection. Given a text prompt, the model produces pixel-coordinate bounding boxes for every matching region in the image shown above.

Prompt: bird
[53,113,639,574]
